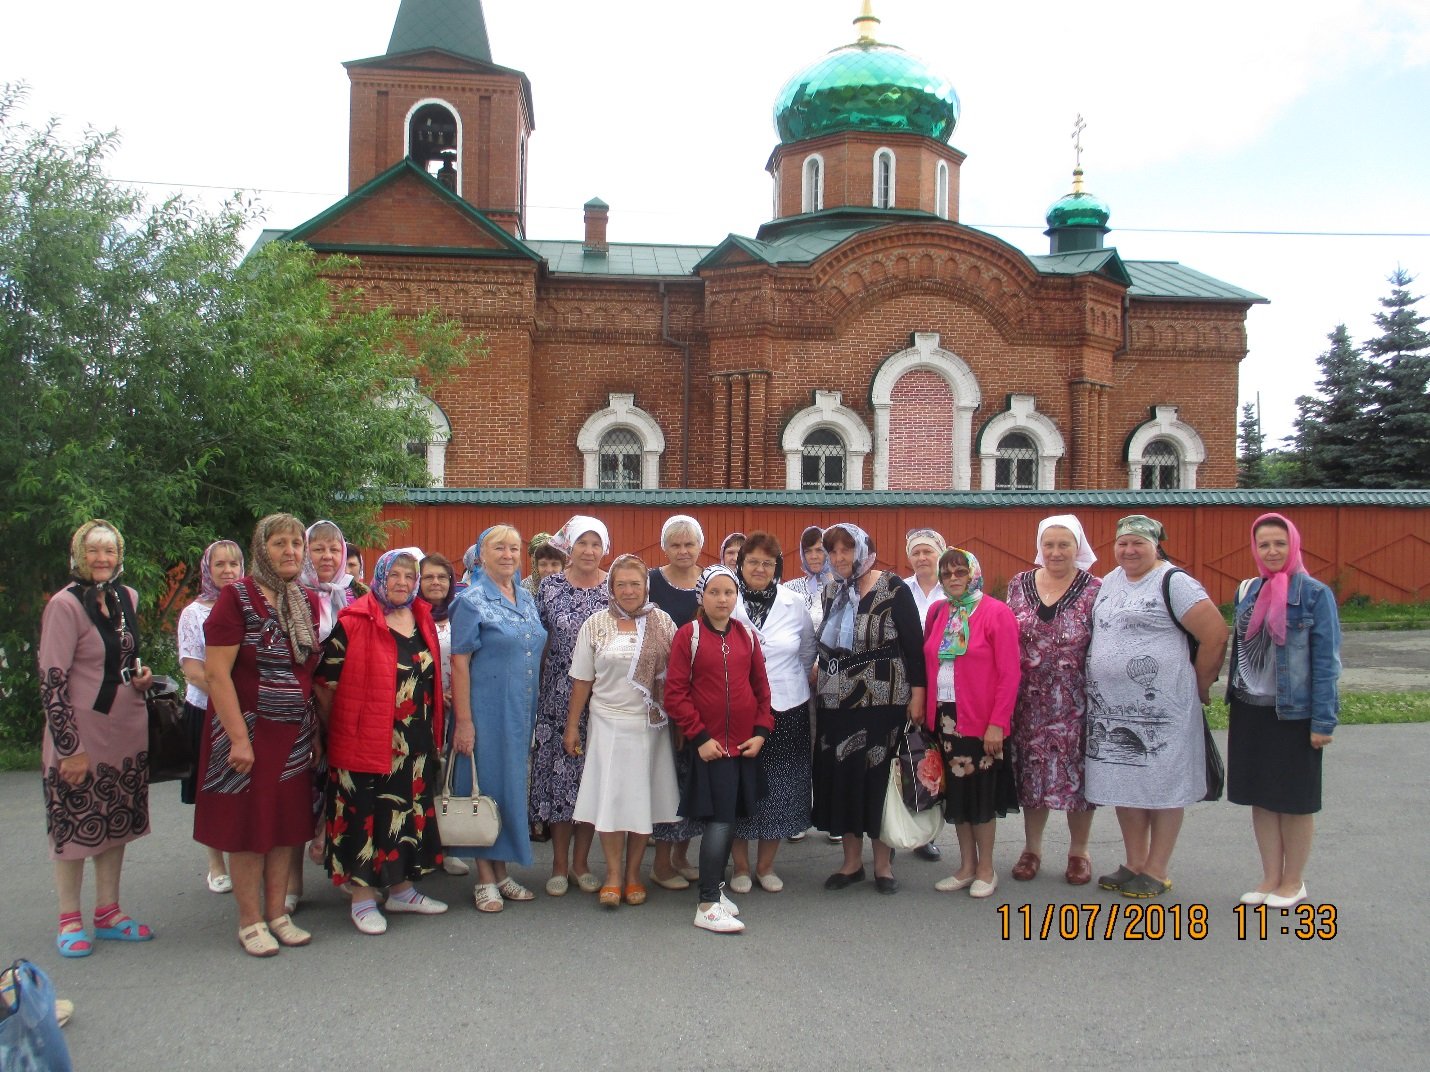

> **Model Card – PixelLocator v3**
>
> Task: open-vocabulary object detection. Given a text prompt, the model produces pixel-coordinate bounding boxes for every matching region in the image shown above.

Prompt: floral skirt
[936,704,1018,826]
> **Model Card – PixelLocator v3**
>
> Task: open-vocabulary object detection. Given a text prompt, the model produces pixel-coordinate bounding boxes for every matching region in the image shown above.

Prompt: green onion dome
[1045,169,1111,229]
[774,40,960,145]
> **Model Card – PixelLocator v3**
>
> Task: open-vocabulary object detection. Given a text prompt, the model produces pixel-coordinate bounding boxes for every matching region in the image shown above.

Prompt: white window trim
[782,391,872,490]
[772,170,781,219]
[935,161,950,219]
[404,97,464,198]
[870,332,982,490]
[802,153,825,213]
[872,148,896,209]
[977,394,1065,491]
[414,395,451,487]
[1126,405,1206,489]
[577,393,665,489]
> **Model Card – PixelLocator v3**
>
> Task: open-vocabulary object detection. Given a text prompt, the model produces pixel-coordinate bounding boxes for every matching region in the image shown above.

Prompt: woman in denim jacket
[1227,513,1340,909]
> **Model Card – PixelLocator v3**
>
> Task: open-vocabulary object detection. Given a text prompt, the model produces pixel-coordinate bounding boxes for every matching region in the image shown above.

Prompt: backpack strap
[1161,567,1201,661]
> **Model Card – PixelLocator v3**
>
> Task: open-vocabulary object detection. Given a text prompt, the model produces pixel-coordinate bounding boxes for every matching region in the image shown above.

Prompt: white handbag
[881,759,945,850]
[437,751,501,849]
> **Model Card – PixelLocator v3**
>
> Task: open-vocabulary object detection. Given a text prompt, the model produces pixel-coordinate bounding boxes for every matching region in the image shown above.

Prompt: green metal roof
[526,241,712,277]
[387,0,491,63]
[387,488,1430,508]
[1027,249,1132,287]
[1124,261,1267,304]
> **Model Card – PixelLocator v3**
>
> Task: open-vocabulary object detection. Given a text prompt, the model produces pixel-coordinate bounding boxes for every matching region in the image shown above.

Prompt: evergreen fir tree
[1237,402,1266,487]
[1292,324,1371,487]
[1361,269,1430,487]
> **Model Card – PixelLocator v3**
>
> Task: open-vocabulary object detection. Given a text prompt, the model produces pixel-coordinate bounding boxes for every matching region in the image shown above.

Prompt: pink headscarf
[1246,512,1305,646]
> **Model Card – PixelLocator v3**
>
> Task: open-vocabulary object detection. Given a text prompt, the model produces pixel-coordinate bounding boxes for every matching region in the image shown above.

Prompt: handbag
[1202,713,1225,802]
[437,750,501,848]
[895,722,945,812]
[882,758,946,850]
[0,960,74,1072]
[145,675,192,784]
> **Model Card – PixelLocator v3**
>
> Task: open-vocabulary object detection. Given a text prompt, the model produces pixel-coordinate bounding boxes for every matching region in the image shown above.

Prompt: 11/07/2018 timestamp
[996,902,1338,941]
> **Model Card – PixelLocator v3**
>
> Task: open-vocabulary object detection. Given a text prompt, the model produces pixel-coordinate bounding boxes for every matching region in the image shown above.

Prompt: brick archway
[887,370,955,489]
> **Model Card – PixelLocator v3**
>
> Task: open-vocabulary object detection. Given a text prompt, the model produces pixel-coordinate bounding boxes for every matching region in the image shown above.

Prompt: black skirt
[180,701,207,806]
[811,704,904,838]
[679,745,767,824]
[1227,693,1323,814]
[936,704,1019,825]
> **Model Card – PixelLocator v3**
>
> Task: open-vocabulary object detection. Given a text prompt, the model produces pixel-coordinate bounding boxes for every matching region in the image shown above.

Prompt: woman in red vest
[316,549,448,935]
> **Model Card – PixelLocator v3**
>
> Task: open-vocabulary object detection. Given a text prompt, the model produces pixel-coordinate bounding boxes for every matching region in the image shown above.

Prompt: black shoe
[823,867,866,891]
[875,875,900,895]
[914,843,942,861]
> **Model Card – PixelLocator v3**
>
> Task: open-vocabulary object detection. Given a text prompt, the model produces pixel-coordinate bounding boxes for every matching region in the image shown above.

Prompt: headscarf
[695,564,740,604]
[66,520,136,715]
[70,519,125,585]
[527,532,554,558]
[1116,514,1168,559]
[1034,514,1097,571]
[199,539,245,602]
[720,532,746,560]
[796,525,834,588]
[549,515,611,557]
[1246,512,1305,647]
[905,528,947,560]
[735,539,784,630]
[250,514,320,664]
[420,553,457,623]
[818,523,876,652]
[461,542,481,584]
[661,514,705,549]
[299,520,354,638]
[606,554,675,727]
[937,548,985,660]
[371,547,423,614]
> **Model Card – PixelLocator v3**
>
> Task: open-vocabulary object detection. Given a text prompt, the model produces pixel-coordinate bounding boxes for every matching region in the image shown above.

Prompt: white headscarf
[1033,514,1097,571]
[660,514,705,549]
[549,515,611,557]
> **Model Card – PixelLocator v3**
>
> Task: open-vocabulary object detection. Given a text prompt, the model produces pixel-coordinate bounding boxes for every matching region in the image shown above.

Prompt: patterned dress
[1006,569,1100,812]
[320,624,442,888]
[529,573,609,828]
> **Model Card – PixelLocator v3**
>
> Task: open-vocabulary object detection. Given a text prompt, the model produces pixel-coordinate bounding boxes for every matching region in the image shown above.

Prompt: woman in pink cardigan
[922,548,1021,898]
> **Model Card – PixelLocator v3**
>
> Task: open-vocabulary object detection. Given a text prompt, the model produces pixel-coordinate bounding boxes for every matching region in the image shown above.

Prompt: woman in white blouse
[729,532,817,892]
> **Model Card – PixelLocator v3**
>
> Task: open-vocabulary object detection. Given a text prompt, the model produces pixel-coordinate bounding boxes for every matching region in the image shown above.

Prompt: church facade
[272,0,1264,491]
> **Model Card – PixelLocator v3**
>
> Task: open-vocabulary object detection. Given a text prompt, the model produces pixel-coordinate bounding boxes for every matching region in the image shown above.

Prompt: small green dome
[774,41,960,145]
[1046,186,1110,230]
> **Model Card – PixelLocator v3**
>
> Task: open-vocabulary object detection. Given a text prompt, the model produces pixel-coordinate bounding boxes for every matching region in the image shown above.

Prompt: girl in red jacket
[664,565,774,934]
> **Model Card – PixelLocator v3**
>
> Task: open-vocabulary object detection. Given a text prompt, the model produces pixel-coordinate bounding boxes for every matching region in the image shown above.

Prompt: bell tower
[343,0,535,236]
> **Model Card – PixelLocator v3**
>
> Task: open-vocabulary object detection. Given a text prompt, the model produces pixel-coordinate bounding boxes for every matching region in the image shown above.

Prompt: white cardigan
[734,585,816,712]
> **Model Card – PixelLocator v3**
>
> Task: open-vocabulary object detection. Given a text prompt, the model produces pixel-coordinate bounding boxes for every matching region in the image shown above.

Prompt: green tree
[1236,402,1266,487]
[0,86,470,743]
[1361,268,1430,487]
[1292,324,1371,487]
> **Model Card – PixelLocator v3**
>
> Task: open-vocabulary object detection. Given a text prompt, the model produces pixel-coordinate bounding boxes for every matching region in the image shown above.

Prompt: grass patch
[1206,691,1430,730]
[0,742,40,771]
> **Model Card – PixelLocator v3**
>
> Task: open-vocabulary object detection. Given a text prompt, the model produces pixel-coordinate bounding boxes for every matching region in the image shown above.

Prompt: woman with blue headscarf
[811,524,926,895]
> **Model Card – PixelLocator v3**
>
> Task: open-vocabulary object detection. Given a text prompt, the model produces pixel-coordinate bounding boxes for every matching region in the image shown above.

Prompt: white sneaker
[385,890,448,915]
[693,902,745,934]
[443,857,471,876]
[719,888,741,917]
[728,873,753,895]
[352,903,387,935]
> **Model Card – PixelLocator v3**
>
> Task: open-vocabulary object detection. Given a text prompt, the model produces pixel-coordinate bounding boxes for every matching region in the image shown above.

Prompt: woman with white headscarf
[812,523,926,895]
[1005,515,1102,886]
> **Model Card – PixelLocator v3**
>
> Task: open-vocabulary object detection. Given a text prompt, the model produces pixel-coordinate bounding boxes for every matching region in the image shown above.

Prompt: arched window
[994,432,1039,490]
[871,333,981,490]
[598,428,643,490]
[873,148,896,209]
[1140,439,1181,489]
[935,161,950,219]
[577,392,665,489]
[406,394,451,487]
[802,154,824,213]
[405,99,463,196]
[801,429,846,491]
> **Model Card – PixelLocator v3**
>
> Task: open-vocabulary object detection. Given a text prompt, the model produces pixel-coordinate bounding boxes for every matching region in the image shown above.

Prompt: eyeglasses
[941,567,972,579]
[743,559,777,570]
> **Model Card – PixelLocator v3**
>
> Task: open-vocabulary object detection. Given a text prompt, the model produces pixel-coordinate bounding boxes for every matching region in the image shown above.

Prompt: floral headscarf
[372,547,423,614]
[249,513,319,664]
[70,519,124,584]
[937,547,984,661]
[905,528,947,560]
[819,523,876,652]
[199,539,245,602]
[299,519,354,640]
[1034,514,1097,571]
[1247,512,1305,646]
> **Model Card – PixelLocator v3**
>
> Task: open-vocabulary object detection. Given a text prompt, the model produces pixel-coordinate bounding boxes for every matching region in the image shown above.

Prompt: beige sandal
[266,914,312,947]
[474,883,504,913]
[238,921,279,957]
[496,877,535,901]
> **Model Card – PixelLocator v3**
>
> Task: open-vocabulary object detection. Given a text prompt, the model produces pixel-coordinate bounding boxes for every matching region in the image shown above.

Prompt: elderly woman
[530,516,610,896]
[1085,515,1229,898]
[177,539,246,894]
[449,524,548,912]
[728,532,815,893]
[813,524,927,895]
[1006,515,1102,885]
[521,532,566,598]
[316,550,448,934]
[783,525,832,635]
[195,513,322,957]
[564,555,680,907]
[345,547,369,597]
[720,532,745,569]
[41,520,156,958]
[923,548,1021,898]
[1228,513,1340,908]
[648,514,707,888]
[902,528,948,624]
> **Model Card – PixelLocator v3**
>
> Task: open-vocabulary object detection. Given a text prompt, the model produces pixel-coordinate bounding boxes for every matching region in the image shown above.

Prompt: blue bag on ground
[0,959,74,1072]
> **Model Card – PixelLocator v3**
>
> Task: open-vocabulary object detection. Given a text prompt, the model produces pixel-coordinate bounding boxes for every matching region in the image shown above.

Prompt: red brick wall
[769,132,964,219]
[888,369,955,488]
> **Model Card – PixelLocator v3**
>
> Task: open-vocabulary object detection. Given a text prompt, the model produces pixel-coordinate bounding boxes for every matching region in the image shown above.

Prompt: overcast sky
[5,0,1428,443]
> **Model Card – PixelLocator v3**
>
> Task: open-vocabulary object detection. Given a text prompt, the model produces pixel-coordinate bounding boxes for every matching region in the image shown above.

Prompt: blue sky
[5,0,1427,444]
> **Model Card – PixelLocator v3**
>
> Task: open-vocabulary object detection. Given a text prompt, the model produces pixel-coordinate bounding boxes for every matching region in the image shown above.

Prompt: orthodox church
[270,0,1264,491]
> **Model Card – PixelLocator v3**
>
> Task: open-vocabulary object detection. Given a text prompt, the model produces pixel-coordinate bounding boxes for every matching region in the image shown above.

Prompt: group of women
[36,507,1341,953]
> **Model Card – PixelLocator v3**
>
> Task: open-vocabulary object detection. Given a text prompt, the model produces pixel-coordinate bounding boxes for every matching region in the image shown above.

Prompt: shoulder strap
[689,619,699,659]
[1160,567,1194,641]
[1237,578,1255,603]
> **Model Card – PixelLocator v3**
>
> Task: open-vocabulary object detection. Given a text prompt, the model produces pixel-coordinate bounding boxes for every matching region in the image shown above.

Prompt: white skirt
[573,707,680,834]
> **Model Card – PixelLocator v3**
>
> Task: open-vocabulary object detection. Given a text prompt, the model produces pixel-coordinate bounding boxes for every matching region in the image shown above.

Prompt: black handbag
[1201,714,1225,802]
[145,675,192,783]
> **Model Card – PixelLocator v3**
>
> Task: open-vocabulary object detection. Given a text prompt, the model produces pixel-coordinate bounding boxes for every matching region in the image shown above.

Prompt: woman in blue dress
[449,524,548,912]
